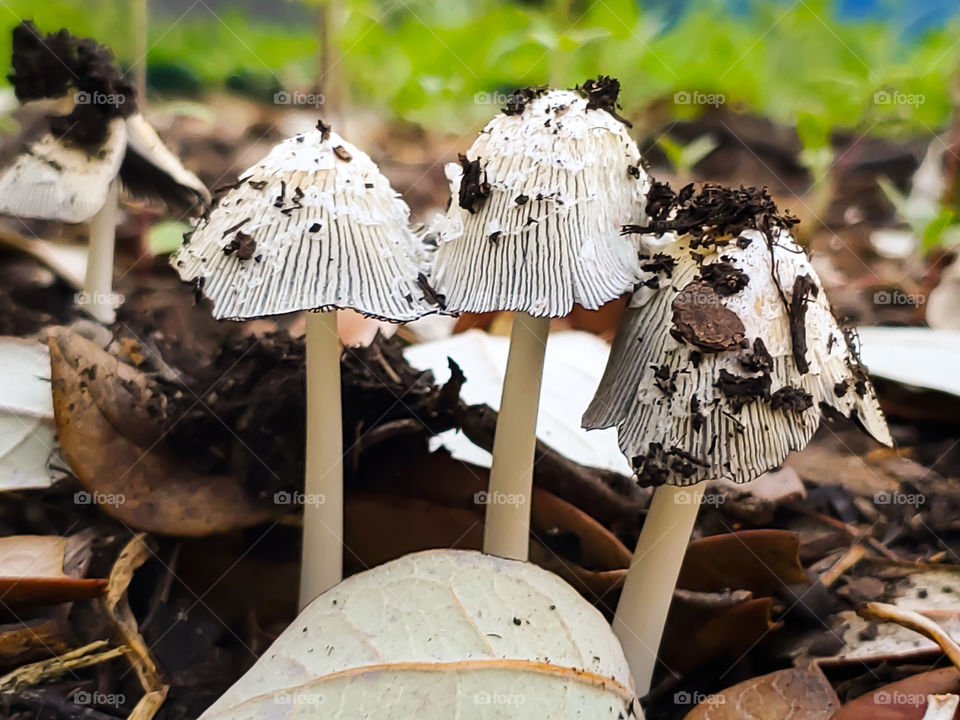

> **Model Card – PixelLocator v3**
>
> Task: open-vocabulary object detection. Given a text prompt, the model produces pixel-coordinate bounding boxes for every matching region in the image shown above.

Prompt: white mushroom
[432,79,648,562]
[0,22,209,323]
[172,122,436,609]
[583,184,891,693]
[199,549,640,720]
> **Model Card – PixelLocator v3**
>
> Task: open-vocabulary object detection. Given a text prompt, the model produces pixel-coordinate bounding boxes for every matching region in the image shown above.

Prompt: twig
[858,602,960,671]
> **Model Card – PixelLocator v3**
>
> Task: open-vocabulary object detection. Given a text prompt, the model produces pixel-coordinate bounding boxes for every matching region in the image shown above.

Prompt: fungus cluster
[174,120,436,608]
[0,21,209,322]
[584,182,891,692]
[433,78,649,562]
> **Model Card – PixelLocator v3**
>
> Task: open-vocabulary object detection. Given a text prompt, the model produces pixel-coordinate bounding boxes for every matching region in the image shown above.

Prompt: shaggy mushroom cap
[432,78,649,317]
[172,124,435,322]
[584,184,891,487]
[0,21,208,223]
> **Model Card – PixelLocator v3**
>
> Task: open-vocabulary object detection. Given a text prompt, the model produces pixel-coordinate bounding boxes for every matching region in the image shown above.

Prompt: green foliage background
[0,0,955,136]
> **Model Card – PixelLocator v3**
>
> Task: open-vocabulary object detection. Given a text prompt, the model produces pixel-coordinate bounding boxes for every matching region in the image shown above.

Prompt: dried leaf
[679,530,808,594]
[833,668,960,720]
[49,330,277,535]
[684,665,839,720]
[0,535,106,608]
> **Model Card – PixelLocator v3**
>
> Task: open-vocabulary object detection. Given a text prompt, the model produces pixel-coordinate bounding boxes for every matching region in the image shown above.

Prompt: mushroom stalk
[83,179,119,324]
[483,312,550,561]
[612,482,704,695]
[133,0,148,105]
[299,310,343,610]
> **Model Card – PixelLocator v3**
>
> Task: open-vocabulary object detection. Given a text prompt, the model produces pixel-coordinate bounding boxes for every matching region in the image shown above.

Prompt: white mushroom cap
[0,111,209,224]
[433,86,649,317]
[199,549,637,720]
[123,113,211,208]
[584,227,892,486]
[172,127,434,322]
[0,116,127,224]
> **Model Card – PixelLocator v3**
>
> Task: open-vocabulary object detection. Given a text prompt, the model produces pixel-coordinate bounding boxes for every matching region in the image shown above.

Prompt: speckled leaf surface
[201,550,639,719]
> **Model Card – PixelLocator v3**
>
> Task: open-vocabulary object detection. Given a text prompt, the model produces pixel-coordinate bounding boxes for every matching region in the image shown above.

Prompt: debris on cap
[0,117,128,223]
[584,183,892,487]
[0,22,207,223]
[172,127,434,322]
[432,80,649,317]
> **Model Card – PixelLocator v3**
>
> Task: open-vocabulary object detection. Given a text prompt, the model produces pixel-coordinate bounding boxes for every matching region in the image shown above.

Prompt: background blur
[2,0,956,132]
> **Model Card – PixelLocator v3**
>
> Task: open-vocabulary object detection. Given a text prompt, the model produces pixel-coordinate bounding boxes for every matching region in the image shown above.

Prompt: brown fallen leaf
[679,530,808,594]
[0,536,106,608]
[662,597,780,677]
[833,667,960,720]
[49,330,277,536]
[361,448,633,571]
[683,665,840,720]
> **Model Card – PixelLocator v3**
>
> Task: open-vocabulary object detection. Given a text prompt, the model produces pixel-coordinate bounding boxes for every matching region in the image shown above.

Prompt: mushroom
[0,21,209,323]
[432,78,649,561]
[583,183,892,693]
[172,121,436,608]
[198,549,639,719]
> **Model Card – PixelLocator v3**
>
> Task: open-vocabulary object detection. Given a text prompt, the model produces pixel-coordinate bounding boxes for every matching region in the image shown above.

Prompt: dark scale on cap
[9,21,136,149]
[457,154,491,214]
[576,75,632,127]
[651,364,678,396]
[769,386,813,413]
[671,281,745,352]
[623,182,798,248]
[333,146,353,162]
[740,338,774,374]
[788,275,818,374]
[700,261,749,296]
[641,253,676,277]
[501,85,547,116]
[715,369,771,411]
[222,231,257,261]
[316,119,332,141]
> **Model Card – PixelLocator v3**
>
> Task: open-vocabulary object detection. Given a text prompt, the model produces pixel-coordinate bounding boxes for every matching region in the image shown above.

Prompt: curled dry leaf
[833,667,960,720]
[683,665,839,720]
[49,330,277,535]
[0,535,106,608]
[679,530,808,595]
[200,550,639,720]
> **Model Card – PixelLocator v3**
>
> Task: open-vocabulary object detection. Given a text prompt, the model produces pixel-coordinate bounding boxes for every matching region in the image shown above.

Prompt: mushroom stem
[133,0,148,105]
[83,179,119,324]
[483,312,551,561]
[613,482,704,695]
[299,310,343,610]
